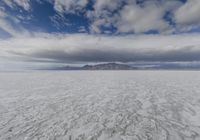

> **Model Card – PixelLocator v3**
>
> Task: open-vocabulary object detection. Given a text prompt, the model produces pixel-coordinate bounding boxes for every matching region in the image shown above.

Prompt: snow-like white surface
[0,71,200,140]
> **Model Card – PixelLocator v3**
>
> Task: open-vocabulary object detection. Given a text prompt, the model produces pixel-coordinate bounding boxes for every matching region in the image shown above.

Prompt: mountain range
[43,63,200,70]
[48,63,136,70]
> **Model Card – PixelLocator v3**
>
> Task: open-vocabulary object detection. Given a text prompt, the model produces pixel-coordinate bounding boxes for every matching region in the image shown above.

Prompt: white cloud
[0,9,30,37]
[14,0,31,11]
[87,0,183,34]
[0,2,32,37]
[174,0,200,28]
[49,14,70,29]
[94,0,122,12]
[115,4,169,33]
[47,0,200,34]
[78,26,86,32]
[53,0,88,13]
[2,0,200,34]
[3,0,31,11]
[52,0,177,33]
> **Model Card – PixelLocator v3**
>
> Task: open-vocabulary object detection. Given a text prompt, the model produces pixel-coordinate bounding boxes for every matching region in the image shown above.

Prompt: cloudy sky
[1,0,200,70]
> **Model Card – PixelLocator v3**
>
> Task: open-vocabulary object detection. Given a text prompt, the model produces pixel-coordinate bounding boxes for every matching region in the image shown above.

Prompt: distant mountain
[81,63,135,70]
[50,63,136,70]
[42,62,200,70]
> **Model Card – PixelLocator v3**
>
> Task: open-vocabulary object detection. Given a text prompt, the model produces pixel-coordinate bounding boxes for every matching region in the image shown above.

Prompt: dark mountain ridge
[42,62,200,70]
[50,63,136,70]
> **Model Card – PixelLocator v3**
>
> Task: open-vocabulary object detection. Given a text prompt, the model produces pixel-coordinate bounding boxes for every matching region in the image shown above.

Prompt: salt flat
[0,71,200,140]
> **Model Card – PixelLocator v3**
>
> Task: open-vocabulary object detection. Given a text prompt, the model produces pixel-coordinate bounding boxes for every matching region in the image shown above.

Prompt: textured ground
[0,71,200,140]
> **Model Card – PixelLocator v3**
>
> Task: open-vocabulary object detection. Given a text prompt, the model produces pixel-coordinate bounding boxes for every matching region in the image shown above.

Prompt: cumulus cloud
[86,0,183,33]
[115,4,169,33]
[2,0,200,34]
[174,0,200,30]
[93,0,122,12]
[49,0,200,34]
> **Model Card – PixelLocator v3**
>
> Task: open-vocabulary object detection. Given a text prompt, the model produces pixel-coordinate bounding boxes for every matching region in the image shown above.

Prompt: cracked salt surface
[0,71,200,140]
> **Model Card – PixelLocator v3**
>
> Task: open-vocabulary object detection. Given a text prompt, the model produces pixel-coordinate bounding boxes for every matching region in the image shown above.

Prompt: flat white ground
[0,71,200,140]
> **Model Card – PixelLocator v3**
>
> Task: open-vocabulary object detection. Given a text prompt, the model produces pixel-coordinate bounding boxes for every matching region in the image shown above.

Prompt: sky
[1,0,200,70]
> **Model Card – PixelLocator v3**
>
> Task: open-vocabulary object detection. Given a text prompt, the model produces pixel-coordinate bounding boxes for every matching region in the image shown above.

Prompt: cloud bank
[1,33,200,68]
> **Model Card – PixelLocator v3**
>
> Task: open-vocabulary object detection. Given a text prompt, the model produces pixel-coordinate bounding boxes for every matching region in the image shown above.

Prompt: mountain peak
[82,63,133,70]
